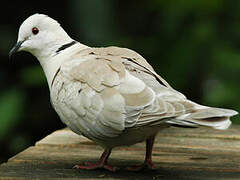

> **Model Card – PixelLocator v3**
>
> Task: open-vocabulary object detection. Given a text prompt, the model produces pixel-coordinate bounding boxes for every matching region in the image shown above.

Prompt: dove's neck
[40,41,88,89]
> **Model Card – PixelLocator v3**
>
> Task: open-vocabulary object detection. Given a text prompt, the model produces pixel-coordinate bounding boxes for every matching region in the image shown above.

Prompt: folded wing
[59,46,238,140]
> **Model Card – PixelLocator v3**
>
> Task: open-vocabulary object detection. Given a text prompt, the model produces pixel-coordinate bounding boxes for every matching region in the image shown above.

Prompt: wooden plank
[0,125,240,180]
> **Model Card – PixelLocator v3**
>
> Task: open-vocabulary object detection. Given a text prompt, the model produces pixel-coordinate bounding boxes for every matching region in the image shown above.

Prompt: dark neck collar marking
[56,41,77,53]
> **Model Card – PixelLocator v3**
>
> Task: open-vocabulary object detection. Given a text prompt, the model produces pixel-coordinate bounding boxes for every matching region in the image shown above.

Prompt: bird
[9,14,238,172]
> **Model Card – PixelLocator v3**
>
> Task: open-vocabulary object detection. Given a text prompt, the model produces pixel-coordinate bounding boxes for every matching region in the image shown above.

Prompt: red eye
[32,27,39,35]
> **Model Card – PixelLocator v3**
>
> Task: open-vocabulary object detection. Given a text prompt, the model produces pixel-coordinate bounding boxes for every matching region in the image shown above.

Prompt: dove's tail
[167,104,238,130]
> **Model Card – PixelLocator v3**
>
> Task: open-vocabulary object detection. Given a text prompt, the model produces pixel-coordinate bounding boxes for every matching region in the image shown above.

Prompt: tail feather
[187,108,238,119]
[167,107,238,130]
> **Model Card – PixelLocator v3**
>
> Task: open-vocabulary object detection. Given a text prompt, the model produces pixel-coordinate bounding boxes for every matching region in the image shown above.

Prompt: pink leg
[127,136,155,171]
[73,149,117,172]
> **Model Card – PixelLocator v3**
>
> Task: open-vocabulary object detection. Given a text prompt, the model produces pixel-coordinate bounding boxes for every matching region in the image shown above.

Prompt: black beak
[9,41,24,59]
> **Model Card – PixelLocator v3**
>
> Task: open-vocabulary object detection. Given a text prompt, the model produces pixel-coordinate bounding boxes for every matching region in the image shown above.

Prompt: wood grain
[1,125,240,180]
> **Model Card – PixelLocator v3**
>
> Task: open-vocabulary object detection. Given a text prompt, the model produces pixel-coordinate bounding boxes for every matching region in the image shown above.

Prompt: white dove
[9,14,238,171]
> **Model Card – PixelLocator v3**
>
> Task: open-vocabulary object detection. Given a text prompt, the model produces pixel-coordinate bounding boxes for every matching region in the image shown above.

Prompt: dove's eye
[32,27,39,35]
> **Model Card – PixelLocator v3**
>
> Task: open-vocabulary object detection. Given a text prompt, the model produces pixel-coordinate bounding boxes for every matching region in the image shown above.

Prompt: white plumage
[10,14,238,171]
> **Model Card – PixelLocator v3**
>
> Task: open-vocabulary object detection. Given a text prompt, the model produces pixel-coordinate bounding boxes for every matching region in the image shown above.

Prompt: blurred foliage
[0,89,24,139]
[20,66,46,86]
[0,0,239,163]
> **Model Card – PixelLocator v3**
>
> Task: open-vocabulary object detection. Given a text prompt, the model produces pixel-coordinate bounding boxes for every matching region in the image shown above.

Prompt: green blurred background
[1,0,239,163]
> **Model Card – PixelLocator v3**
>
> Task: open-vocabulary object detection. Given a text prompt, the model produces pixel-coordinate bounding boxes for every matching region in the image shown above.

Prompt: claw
[127,136,156,171]
[126,159,155,171]
[73,163,118,172]
[73,149,118,172]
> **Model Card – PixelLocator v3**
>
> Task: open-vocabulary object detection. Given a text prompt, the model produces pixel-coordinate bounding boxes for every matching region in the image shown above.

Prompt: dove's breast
[50,71,89,136]
[50,71,129,147]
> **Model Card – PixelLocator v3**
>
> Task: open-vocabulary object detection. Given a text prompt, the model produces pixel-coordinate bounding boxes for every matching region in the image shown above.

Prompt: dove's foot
[73,148,117,172]
[126,159,155,171]
[127,136,156,171]
[73,162,117,172]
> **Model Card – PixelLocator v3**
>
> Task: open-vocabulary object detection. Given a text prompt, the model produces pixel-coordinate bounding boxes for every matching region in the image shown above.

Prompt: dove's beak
[9,40,24,59]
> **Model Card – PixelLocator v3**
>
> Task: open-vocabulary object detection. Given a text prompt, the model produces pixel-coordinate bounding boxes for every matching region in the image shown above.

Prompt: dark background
[1,0,239,163]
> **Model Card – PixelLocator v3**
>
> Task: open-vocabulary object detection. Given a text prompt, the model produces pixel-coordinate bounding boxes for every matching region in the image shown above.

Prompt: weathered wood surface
[1,125,240,180]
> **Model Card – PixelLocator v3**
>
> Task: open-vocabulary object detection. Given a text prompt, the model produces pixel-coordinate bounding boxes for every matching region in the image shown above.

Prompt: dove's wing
[56,46,237,140]
[57,47,193,140]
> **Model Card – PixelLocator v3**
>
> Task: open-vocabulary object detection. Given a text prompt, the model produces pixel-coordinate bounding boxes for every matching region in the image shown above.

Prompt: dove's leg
[127,136,155,171]
[73,148,117,171]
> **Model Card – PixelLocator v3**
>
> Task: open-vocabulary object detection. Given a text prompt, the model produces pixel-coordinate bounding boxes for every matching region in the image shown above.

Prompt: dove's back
[50,46,238,148]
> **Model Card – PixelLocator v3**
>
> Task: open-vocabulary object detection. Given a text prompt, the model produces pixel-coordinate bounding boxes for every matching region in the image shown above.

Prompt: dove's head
[9,14,73,60]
